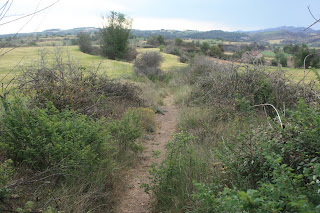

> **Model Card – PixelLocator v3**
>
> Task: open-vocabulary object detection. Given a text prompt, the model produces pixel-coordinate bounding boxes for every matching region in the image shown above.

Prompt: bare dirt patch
[116,95,178,213]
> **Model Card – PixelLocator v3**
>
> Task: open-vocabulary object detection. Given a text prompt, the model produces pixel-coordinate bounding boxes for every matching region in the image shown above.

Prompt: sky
[1,0,320,34]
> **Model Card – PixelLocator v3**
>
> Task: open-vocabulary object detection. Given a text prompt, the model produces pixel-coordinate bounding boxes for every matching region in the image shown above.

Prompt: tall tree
[99,11,132,60]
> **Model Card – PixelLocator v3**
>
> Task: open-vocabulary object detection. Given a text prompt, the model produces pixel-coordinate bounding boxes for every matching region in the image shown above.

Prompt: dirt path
[116,95,178,213]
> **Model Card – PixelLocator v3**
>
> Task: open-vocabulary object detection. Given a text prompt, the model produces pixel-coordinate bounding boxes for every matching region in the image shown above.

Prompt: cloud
[133,17,234,31]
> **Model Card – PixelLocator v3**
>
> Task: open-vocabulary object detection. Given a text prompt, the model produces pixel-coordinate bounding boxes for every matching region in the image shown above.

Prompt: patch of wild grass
[147,55,320,212]
[0,51,156,212]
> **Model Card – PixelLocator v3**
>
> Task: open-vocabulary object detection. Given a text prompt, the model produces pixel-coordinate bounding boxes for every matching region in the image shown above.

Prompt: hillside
[2,26,320,45]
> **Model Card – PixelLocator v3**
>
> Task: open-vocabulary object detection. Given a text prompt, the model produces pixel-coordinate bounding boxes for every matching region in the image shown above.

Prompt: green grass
[0,46,187,85]
[261,50,291,58]
[0,46,133,84]
[137,48,187,71]
[0,46,316,85]
[268,66,317,82]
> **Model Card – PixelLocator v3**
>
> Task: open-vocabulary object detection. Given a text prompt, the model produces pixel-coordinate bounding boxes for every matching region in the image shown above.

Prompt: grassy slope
[0,46,316,84]
[0,46,187,84]
[268,66,317,82]
[0,46,133,83]
[261,50,291,57]
[137,48,187,71]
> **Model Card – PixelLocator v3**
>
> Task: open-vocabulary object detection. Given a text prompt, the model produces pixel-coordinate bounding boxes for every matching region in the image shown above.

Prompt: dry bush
[2,164,116,212]
[17,48,143,118]
[134,51,163,78]
[124,46,138,62]
[187,55,318,112]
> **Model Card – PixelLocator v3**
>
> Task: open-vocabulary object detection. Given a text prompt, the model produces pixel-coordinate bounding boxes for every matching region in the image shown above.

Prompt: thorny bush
[17,48,143,118]
[187,55,317,112]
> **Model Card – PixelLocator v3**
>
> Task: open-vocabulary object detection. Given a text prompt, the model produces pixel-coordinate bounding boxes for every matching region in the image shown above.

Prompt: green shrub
[192,100,320,212]
[108,108,143,152]
[194,155,318,213]
[159,62,320,211]
[146,132,213,212]
[0,160,14,208]
[0,97,114,170]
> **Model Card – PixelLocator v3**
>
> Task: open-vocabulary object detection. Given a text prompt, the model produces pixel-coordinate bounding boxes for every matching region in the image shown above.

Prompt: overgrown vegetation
[146,55,320,212]
[0,49,156,212]
[17,48,141,118]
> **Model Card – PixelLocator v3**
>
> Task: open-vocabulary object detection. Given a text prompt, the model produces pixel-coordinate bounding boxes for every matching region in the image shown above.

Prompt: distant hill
[244,26,320,46]
[0,27,100,38]
[131,29,248,41]
[246,26,318,34]
[0,27,248,42]
[1,26,320,46]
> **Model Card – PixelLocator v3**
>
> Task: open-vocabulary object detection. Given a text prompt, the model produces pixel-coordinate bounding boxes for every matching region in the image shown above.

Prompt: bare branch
[253,104,284,129]
[308,6,318,21]
[297,53,319,86]
[0,0,60,26]
[0,0,41,50]
[0,0,13,23]
[304,17,320,31]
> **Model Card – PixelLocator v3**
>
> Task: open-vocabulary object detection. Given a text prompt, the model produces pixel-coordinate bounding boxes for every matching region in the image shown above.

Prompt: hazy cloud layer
[1,0,320,34]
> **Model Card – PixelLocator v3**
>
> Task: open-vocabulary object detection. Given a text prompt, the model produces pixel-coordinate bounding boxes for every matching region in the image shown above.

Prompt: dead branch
[253,103,284,129]
[0,0,60,26]
[305,6,320,31]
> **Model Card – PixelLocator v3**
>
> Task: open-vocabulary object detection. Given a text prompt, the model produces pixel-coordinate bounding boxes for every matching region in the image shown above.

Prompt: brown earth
[116,95,178,213]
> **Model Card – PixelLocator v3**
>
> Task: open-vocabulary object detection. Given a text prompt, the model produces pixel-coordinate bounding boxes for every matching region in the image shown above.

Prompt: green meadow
[261,50,291,57]
[0,46,187,84]
[137,48,187,70]
[0,45,317,85]
[0,46,133,83]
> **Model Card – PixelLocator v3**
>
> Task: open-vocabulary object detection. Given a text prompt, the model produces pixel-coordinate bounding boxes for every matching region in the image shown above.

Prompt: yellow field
[268,39,283,44]
[137,48,187,71]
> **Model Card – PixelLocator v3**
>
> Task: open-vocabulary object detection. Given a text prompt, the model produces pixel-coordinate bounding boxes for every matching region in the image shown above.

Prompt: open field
[0,46,187,84]
[268,39,283,44]
[137,48,187,70]
[269,66,317,82]
[0,46,133,83]
[211,57,318,82]
[261,50,292,57]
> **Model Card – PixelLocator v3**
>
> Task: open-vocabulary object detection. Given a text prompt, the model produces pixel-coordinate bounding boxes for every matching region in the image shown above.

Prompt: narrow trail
[116,95,178,213]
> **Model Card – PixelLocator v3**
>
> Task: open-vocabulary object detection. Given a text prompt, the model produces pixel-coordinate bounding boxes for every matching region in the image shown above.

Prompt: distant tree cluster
[287,44,320,68]
[200,42,224,58]
[147,35,165,47]
[271,52,287,67]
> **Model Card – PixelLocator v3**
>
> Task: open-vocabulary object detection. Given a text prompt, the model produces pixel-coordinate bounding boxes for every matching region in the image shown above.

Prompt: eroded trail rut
[116,96,178,213]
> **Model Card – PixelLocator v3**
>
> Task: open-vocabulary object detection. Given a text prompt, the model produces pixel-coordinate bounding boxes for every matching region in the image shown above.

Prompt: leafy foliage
[293,43,320,68]
[0,97,113,170]
[100,11,133,60]
[146,35,165,46]
[108,108,143,152]
[193,101,320,212]
[77,32,93,54]
[149,55,320,212]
